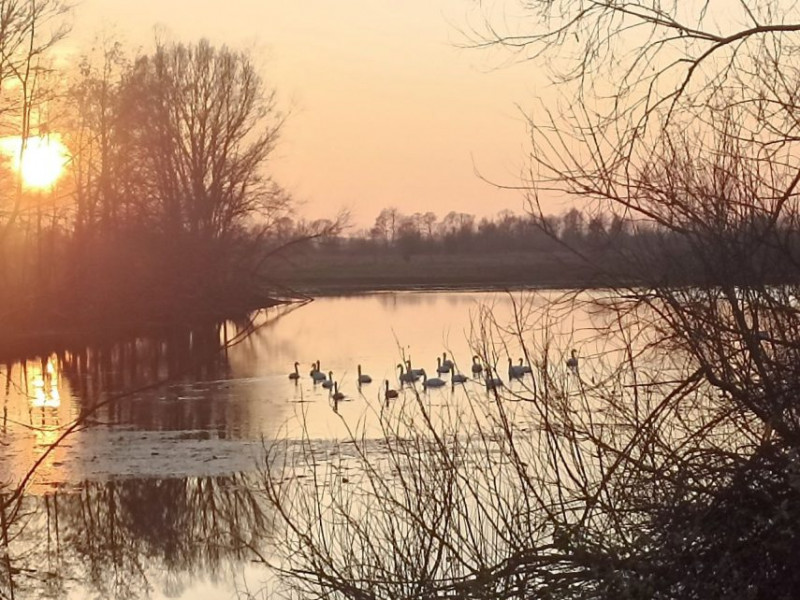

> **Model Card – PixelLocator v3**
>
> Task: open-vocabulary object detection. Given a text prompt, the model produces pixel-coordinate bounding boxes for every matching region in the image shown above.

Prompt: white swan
[322,371,334,389]
[358,365,372,384]
[405,359,425,378]
[398,363,419,383]
[451,371,468,384]
[289,362,300,380]
[332,382,345,401]
[441,352,454,370]
[421,370,446,388]
[485,377,503,390]
[566,349,579,374]
[471,355,484,374]
[312,364,328,382]
[485,368,503,390]
[384,380,399,400]
[508,357,526,379]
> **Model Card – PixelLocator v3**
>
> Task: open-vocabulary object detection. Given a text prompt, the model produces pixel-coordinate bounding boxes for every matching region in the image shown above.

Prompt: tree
[585,214,607,248]
[397,215,423,259]
[65,37,129,236]
[56,38,296,321]
[501,0,800,593]
[439,210,473,235]
[115,38,285,241]
[0,0,68,289]
[420,211,438,239]
[371,207,401,246]
[560,208,584,245]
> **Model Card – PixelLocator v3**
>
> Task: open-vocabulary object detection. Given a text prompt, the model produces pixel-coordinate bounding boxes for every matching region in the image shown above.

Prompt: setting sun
[0,135,69,189]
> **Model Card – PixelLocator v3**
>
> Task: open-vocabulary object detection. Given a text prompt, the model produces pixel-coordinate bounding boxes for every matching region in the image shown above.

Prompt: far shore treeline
[274,205,800,291]
[281,206,621,255]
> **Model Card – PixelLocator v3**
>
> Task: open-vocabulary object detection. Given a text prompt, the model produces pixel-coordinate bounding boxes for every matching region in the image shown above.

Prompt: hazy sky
[69,1,545,229]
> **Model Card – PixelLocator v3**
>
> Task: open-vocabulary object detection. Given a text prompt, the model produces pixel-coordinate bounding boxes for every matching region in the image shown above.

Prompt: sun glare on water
[0,135,69,189]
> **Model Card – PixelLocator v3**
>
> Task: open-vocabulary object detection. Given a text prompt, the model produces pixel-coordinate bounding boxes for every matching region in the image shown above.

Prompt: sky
[67,1,547,230]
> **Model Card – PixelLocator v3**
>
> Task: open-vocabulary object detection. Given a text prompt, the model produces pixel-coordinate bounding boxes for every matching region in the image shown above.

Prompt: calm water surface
[0,290,607,599]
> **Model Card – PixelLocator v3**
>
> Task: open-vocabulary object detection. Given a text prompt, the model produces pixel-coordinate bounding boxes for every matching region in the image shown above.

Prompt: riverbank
[0,249,610,360]
[277,249,616,295]
[0,288,297,363]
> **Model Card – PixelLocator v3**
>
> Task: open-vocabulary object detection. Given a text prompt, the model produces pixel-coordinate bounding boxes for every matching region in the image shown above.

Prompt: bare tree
[52,37,306,321]
[65,37,129,236]
[115,38,286,241]
[0,0,69,236]
[372,207,402,245]
[420,211,437,239]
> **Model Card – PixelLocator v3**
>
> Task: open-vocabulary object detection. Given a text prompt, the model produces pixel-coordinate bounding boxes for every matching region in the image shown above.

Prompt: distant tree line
[269,204,800,288]
[270,207,627,254]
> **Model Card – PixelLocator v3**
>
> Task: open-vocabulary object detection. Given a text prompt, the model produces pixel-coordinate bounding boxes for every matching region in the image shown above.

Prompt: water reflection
[0,291,619,487]
[0,475,272,599]
[0,313,291,491]
[31,357,59,409]
[0,290,623,598]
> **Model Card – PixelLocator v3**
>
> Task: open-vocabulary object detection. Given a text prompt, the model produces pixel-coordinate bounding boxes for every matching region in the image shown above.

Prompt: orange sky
[68,1,549,229]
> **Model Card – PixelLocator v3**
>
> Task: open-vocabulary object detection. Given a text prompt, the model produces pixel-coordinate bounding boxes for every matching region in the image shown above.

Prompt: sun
[0,135,69,189]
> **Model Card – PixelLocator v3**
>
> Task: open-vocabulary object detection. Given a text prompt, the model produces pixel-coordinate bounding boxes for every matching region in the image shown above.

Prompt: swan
[405,359,425,378]
[398,363,419,383]
[332,382,345,401]
[357,365,372,385]
[384,380,399,400]
[438,353,453,373]
[309,360,321,377]
[471,356,484,374]
[421,370,446,388]
[518,358,533,374]
[451,371,468,384]
[322,371,334,389]
[485,368,503,390]
[508,357,526,379]
[288,362,300,380]
[566,349,579,373]
[485,377,503,390]
[312,364,328,382]
[441,352,455,370]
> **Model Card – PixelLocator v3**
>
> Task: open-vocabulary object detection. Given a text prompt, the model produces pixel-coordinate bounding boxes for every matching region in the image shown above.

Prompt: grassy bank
[0,249,607,360]
[277,250,613,294]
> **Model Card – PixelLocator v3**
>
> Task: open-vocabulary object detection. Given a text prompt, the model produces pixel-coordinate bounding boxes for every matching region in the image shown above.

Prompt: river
[0,289,614,599]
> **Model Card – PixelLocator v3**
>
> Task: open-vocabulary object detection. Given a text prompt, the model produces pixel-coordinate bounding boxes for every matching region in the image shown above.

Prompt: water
[0,289,610,599]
